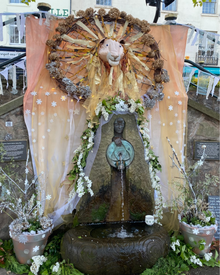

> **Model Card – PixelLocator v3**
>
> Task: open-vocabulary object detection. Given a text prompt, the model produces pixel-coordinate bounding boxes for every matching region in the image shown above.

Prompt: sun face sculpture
[98,39,124,67]
[46,8,169,118]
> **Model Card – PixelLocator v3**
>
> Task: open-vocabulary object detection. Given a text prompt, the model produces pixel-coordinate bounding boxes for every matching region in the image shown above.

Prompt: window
[96,0,112,6]
[10,23,26,45]
[202,0,216,14]
[162,0,177,11]
[9,0,24,3]
[196,31,218,65]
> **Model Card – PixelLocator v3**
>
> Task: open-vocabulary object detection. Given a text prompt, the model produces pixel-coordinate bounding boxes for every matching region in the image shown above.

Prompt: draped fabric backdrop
[24,16,188,227]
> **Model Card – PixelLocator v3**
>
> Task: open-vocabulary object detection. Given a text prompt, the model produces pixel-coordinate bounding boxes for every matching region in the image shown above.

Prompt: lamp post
[145,0,175,23]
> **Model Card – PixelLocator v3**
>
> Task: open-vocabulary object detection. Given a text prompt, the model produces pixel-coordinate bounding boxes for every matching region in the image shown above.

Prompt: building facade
[0,0,71,57]
[71,0,220,66]
[0,0,219,66]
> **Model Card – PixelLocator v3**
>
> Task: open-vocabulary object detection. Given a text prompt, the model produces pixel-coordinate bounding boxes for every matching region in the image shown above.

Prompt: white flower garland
[69,97,164,223]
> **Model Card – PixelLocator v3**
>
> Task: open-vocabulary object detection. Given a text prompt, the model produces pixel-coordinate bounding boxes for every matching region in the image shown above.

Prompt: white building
[0,0,71,56]
[0,0,219,66]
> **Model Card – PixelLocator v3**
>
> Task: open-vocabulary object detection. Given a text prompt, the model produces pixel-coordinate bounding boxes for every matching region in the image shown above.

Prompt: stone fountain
[61,114,170,275]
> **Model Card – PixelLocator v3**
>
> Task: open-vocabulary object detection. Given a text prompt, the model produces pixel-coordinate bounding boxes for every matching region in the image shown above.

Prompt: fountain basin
[61,222,170,275]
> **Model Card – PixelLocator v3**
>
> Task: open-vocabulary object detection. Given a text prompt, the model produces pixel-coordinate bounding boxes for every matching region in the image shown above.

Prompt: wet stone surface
[61,222,170,275]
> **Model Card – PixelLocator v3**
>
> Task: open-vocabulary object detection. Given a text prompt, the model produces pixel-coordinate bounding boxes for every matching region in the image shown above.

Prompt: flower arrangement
[170,234,220,268]
[0,150,53,239]
[167,138,219,227]
[30,255,47,275]
[68,95,164,223]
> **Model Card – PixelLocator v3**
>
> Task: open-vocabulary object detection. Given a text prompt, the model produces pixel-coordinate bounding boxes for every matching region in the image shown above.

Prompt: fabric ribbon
[211,76,220,97]
[12,65,17,91]
[20,14,25,40]
[206,76,214,99]
[0,76,3,95]
[16,59,26,70]
[16,14,21,34]
[0,67,10,88]
[0,15,3,41]
[187,27,195,44]
[202,32,207,51]
[191,29,199,46]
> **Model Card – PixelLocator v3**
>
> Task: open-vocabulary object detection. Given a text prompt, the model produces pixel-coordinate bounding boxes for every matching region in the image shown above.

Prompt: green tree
[192,0,212,7]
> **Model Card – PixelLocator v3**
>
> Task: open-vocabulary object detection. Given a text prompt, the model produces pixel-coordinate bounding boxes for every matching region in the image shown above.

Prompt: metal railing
[195,52,218,66]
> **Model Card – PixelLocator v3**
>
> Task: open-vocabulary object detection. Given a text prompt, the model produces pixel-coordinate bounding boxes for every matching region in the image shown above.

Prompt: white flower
[204,253,212,262]
[196,259,202,266]
[197,160,203,166]
[52,262,60,273]
[205,217,210,223]
[95,102,102,116]
[88,122,92,128]
[31,255,47,275]
[45,92,50,96]
[31,91,37,96]
[30,262,39,275]
[192,228,199,235]
[33,246,40,252]
[175,240,180,246]
[170,242,176,251]
[46,194,52,200]
[175,91,179,96]
[6,190,10,195]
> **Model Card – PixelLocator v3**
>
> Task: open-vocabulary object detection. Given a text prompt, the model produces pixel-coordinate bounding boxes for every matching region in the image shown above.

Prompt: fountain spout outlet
[106,118,134,169]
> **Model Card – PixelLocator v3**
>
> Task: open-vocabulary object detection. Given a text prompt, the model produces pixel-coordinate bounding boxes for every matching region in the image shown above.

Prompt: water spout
[120,154,125,222]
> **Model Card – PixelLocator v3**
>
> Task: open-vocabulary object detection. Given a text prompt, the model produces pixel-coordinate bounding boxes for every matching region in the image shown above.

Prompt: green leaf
[5,255,30,274]
[180,263,189,271]
[41,270,49,275]
[0,250,5,256]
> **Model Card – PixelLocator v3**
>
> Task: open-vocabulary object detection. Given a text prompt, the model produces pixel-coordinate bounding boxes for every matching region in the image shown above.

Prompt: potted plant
[167,138,219,257]
[0,150,53,264]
